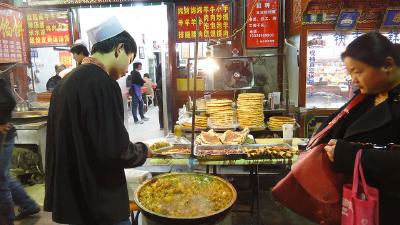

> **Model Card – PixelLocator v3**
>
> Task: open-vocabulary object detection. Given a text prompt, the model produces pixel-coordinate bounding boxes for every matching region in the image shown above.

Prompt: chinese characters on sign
[0,7,28,64]
[176,3,231,42]
[27,0,137,6]
[59,51,72,67]
[246,0,279,48]
[27,10,71,47]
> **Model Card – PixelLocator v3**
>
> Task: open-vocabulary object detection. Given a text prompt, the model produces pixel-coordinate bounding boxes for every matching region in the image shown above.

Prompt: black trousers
[155,89,163,129]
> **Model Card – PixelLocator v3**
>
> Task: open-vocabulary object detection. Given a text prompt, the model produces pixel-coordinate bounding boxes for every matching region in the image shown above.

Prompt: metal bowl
[134,173,237,225]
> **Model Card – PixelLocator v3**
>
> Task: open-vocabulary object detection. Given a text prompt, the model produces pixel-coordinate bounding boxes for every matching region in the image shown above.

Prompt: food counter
[13,120,47,172]
[145,138,303,225]
[148,138,302,167]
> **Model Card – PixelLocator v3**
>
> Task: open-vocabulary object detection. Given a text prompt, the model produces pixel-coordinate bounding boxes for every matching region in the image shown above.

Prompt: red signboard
[27,0,145,6]
[59,51,72,67]
[0,6,28,64]
[27,10,71,47]
[176,3,231,42]
[246,0,279,48]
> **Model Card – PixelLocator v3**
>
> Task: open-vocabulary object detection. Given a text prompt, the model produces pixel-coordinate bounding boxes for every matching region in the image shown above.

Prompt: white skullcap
[71,39,88,49]
[87,17,125,45]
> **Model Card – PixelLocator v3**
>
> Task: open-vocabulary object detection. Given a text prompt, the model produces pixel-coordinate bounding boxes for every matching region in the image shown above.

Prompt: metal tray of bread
[195,145,245,160]
[152,144,192,159]
[241,143,295,160]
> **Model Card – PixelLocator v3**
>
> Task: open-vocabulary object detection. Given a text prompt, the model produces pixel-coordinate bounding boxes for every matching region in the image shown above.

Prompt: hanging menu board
[0,5,28,64]
[246,0,279,48]
[27,0,138,6]
[27,10,71,47]
[176,3,231,42]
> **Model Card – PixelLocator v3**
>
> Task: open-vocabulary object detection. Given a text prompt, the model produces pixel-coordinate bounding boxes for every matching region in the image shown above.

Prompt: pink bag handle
[351,150,370,199]
[308,94,365,148]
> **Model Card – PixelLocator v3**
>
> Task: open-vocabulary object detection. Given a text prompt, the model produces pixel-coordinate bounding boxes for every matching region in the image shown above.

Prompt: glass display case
[306,30,399,109]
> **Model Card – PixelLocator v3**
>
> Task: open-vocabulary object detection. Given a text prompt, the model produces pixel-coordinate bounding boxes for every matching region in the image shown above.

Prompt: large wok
[134,173,237,225]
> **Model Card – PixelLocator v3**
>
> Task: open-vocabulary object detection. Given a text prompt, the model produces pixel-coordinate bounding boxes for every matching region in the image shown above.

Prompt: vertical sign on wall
[27,10,71,47]
[59,51,72,67]
[0,6,28,63]
[246,0,279,48]
[176,3,231,42]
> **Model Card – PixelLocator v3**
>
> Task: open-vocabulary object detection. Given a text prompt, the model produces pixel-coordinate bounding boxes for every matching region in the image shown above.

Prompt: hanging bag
[271,94,365,225]
[342,150,379,225]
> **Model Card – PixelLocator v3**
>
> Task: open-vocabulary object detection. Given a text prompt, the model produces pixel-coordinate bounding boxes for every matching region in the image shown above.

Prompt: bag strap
[352,150,371,199]
[308,94,366,148]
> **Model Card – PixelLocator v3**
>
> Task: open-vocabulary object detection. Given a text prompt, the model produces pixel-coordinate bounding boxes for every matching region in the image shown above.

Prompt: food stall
[289,0,400,137]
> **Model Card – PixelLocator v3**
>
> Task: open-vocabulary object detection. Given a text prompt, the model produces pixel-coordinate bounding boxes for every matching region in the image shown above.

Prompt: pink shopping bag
[342,150,379,225]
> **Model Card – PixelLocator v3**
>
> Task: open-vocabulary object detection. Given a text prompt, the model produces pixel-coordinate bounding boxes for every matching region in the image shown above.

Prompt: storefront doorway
[77,4,169,141]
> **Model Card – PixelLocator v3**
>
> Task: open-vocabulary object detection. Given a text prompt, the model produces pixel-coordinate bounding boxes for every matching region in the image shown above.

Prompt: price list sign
[59,51,72,67]
[0,7,28,64]
[176,3,231,42]
[27,10,71,47]
[246,0,279,48]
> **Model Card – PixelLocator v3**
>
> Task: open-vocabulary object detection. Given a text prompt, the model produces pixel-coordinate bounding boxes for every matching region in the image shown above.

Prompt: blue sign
[336,10,361,30]
[382,8,400,28]
[30,49,38,58]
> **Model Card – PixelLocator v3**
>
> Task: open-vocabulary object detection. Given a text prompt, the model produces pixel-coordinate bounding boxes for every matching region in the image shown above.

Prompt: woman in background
[131,62,149,124]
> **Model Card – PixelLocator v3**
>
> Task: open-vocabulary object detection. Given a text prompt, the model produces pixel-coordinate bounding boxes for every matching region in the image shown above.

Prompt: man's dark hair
[55,64,66,72]
[71,44,89,57]
[91,31,137,59]
[341,32,400,68]
[133,62,142,70]
[143,73,150,78]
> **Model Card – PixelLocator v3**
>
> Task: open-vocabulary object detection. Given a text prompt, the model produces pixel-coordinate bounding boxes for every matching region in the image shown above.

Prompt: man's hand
[0,123,10,134]
[144,143,153,158]
[324,139,337,162]
[147,149,154,158]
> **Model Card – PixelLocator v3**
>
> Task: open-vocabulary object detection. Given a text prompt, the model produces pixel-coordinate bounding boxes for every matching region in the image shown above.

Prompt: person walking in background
[46,64,66,91]
[44,17,150,225]
[0,78,40,225]
[131,62,149,124]
[155,63,164,130]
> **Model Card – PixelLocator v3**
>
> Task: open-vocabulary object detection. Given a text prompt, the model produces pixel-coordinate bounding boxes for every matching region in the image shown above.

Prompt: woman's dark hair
[131,71,145,86]
[133,62,142,70]
[143,73,150,78]
[91,31,137,58]
[341,32,400,68]
[71,44,89,57]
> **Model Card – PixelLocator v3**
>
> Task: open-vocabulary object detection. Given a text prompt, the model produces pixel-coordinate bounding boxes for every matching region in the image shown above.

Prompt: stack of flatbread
[206,99,236,127]
[195,115,208,129]
[268,116,296,130]
[181,115,208,129]
[237,93,265,128]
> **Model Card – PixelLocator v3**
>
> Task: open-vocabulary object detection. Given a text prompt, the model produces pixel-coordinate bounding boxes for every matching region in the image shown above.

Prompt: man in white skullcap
[44,17,150,225]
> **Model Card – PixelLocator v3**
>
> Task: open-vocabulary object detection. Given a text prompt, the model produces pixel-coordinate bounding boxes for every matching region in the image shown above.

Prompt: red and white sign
[246,0,279,48]
[27,10,71,47]
[176,3,231,42]
[59,51,72,67]
[0,6,28,64]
